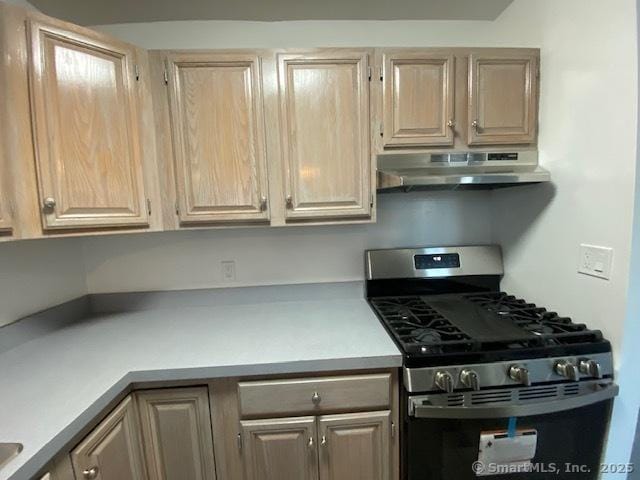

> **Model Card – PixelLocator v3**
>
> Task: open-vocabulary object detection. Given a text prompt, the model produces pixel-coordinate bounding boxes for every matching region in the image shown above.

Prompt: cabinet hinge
[146,198,152,215]
[237,433,243,451]
[134,64,140,81]
[378,66,383,81]
[391,422,396,438]
[163,67,169,85]
[175,201,180,216]
[379,121,383,137]
[367,66,372,81]
[370,193,375,209]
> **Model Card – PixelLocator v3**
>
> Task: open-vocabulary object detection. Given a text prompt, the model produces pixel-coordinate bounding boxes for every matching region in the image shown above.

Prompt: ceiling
[29,0,514,26]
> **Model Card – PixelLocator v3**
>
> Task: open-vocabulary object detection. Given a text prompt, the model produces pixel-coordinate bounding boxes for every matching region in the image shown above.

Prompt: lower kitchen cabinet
[240,416,318,480]
[71,395,147,480]
[62,371,397,480]
[318,411,391,480]
[136,387,217,480]
[240,411,392,480]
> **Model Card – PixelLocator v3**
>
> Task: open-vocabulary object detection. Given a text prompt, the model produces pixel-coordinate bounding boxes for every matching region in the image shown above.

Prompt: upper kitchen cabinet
[165,52,270,225]
[381,51,455,148]
[467,52,539,145]
[27,18,153,231]
[277,50,373,221]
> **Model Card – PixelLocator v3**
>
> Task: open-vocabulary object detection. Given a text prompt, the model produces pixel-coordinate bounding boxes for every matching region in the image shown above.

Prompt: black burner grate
[369,292,605,360]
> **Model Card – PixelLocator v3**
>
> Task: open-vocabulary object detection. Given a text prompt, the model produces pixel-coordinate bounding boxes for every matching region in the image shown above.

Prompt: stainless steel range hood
[377,151,550,192]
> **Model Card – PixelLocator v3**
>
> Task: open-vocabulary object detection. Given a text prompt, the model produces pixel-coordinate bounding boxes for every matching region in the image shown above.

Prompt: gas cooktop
[369,292,608,366]
[365,246,611,368]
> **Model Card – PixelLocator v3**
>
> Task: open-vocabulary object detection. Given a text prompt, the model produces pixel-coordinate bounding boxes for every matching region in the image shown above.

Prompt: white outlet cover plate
[221,260,236,282]
[578,244,613,280]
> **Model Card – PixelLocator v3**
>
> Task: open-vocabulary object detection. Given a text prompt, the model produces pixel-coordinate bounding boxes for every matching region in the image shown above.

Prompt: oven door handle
[410,382,619,419]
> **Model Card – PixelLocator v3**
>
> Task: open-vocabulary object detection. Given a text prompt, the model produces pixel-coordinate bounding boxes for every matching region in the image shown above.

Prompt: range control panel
[414,253,460,270]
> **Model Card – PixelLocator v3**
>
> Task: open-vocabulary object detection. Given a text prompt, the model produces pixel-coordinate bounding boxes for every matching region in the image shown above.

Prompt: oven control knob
[434,371,454,393]
[508,365,531,386]
[460,369,480,391]
[579,359,603,379]
[554,360,579,381]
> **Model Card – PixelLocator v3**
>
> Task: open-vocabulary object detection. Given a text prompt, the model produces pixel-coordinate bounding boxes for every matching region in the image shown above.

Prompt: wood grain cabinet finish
[241,416,319,480]
[318,411,391,480]
[165,52,270,224]
[382,52,455,148]
[27,19,149,230]
[277,51,372,221]
[136,387,217,480]
[468,53,538,145]
[71,395,147,480]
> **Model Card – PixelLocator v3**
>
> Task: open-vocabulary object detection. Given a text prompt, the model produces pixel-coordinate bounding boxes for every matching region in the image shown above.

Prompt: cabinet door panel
[318,411,391,480]
[383,53,455,147]
[28,20,148,229]
[167,53,269,224]
[71,396,147,480]
[241,416,318,480]
[278,51,371,220]
[137,387,216,480]
[468,54,538,145]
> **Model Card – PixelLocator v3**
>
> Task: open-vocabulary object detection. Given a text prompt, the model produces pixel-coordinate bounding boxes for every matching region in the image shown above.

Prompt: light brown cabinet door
[382,52,455,147]
[28,20,149,230]
[468,53,538,145]
[71,395,147,480]
[136,387,216,480]
[278,51,372,220]
[241,416,319,480]
[166,52,269,224]
[318,411,391,480]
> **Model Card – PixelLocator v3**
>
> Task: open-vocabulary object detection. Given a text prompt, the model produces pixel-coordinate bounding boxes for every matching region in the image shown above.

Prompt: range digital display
[414,253,460,270]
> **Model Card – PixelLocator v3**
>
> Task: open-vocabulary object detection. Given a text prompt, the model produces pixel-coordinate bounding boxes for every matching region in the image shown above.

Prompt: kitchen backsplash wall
[0,238,87,327]
[81,191,492,293]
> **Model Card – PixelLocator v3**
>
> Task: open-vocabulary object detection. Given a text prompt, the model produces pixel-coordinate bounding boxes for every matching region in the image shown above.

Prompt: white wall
[484,0,638,475]
[0,239,87,327]
[82,192,492,292]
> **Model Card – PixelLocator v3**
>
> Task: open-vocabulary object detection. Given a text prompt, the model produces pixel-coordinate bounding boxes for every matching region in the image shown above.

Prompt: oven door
[405,380,618,480]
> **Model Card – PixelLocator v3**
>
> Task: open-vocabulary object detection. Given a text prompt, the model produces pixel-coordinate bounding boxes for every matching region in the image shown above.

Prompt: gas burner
[412,328,442,344]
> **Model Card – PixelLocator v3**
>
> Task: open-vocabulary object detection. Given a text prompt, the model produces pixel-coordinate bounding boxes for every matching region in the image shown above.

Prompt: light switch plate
[578,244,613,280]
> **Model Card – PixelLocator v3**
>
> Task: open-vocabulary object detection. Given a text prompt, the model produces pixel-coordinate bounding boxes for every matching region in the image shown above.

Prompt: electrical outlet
[578,244,613,280]
[221,261,236,282]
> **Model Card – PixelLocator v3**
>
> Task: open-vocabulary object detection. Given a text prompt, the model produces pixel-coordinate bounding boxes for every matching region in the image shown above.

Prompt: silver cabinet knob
[579,359,603,379]
[311,391,321,405]
[285,195,293,209]
[434,371,454,393]
[471,120,479,129]
[555,360,579,381]
[459,369,480,391]
[82,467,99,480]
[508,365,531,386]
[320,435,327,446]
[447,119,456,128]
[43,197,56,211]
[259,196,268,212]
[308,436,314,448]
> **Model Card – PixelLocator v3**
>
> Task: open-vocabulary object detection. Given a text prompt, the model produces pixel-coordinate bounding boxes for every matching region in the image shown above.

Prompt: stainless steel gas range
[365,245,618,480]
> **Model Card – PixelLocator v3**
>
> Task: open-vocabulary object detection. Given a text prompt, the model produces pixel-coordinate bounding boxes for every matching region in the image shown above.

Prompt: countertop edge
[7,354,403,480]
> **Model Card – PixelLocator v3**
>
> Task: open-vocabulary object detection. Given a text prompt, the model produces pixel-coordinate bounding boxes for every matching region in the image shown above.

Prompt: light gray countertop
[0,282,402,480]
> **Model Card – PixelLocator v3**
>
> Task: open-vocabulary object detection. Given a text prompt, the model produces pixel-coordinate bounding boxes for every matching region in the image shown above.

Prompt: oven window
[406,400,612,480]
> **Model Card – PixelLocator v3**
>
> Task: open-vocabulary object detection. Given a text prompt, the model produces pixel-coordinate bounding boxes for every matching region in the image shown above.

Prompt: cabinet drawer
[238,373,391,417]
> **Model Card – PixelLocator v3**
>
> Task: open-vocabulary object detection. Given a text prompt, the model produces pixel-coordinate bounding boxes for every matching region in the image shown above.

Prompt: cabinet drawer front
[238,374,391,417]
